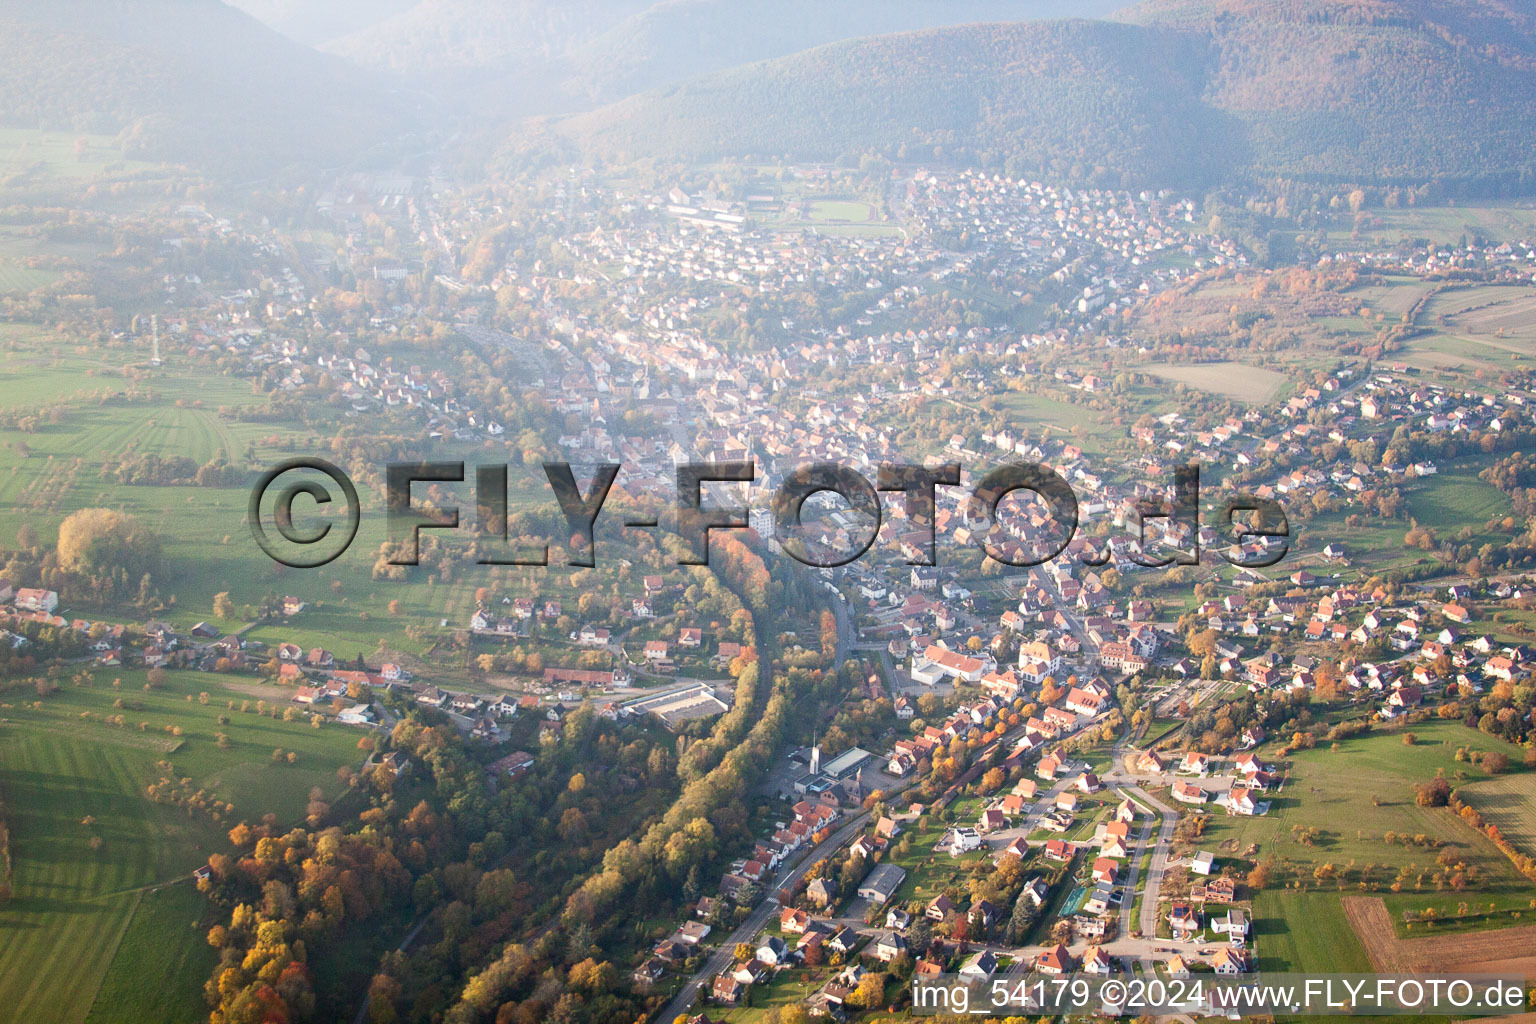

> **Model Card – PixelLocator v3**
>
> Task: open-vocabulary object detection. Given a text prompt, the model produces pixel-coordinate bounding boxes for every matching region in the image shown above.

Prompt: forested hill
[1118,0,1536,188]
[539,0,1536,191]
[535,19,1230,188]
[0,0,414,175]
[552,0,1130,106]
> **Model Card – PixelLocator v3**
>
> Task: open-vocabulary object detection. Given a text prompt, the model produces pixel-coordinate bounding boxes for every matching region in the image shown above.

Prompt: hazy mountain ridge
[322,0,1127,112]
[556,0,1130,104]
[322,0,654,79]
[0,0,415,174]
[10,0,1534,187]
[541,0,1536,189]
[222,0,418,47]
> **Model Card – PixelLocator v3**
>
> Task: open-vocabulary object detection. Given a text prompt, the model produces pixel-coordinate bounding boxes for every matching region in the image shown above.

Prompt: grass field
[0,327,137,410]
[711,966,832,1023]
[0,734,166,1024]
[1403,465,1513,548]
[1253,891,1373,972]
[1350,276,1436,318]
[1296,459,1512,577]
[1401,284,1536,378]
[0,129,159,182]
[85,884,214,1024]
[1142,361,1291,403]
[0,666,364,1023]
[881,806,993,911]
[1425,285,1536,352]
[995,389,1125,453]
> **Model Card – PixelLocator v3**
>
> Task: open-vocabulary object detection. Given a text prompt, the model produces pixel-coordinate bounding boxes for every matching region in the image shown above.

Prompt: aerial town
[5,151,1536,1023]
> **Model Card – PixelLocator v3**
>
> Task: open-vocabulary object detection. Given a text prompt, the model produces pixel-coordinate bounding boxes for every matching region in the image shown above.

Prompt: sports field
[807,198,873,222]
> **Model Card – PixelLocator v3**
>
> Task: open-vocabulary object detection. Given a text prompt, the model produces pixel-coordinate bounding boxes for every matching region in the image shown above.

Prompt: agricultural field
[0,128,159,182]
[1343,895,1536,976]
[0,665,365,1024]
[1198,720,1533,927]
[1141,361,1290,404]
[1397,284,1536,381]
[0,261,58,294]
[1457,773,1536,860]
[1323,204,1536,247]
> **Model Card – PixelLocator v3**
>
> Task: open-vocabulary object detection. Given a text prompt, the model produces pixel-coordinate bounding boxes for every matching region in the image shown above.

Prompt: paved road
[1133,789,1179,962]
[1100,742,1181,968]
[655,808,876,1022]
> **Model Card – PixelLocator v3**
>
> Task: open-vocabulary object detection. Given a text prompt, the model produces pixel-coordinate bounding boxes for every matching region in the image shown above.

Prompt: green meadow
[0,666,364,1023]
[1192,720,1533,949]
[0,330,570,668]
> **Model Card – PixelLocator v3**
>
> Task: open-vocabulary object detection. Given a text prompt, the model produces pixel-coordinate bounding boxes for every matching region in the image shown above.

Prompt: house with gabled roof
[1036,944,1075,975]
[1173,779,1208,804]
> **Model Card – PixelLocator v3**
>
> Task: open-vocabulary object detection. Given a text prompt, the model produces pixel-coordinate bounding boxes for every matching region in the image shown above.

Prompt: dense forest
[537,0,1536,192]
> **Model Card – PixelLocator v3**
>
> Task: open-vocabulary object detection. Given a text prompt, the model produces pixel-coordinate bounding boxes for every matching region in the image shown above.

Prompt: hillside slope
[540,19,1233,187]
[326,0,1127,113]
[559,0,1129,104]
[1119,0,1536,185]
[0,0,413,174]
[541,0,1536,189]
